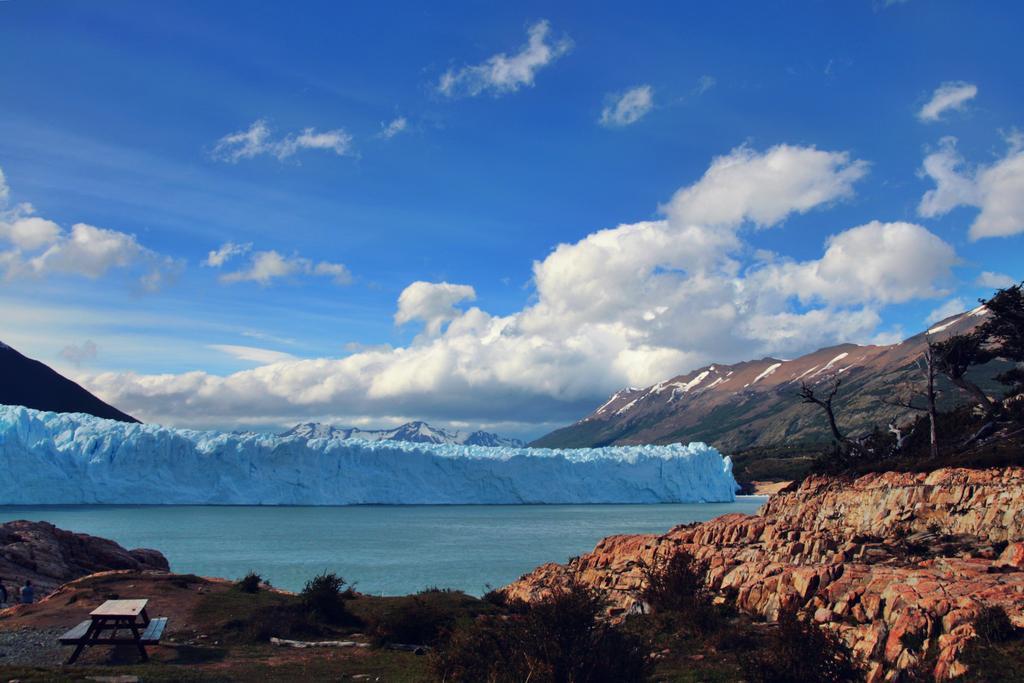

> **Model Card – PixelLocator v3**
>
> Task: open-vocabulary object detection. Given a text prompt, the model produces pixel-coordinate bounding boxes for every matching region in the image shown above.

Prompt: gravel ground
[0,627,66,666]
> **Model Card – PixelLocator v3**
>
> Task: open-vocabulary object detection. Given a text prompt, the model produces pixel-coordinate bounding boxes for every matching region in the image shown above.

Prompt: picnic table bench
[59,599,169,664]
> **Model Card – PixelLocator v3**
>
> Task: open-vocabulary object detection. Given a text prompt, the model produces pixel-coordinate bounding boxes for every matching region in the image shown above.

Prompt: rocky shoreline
[1,520,168,596]
[3,468,1023,679]
[504,467,1024,681]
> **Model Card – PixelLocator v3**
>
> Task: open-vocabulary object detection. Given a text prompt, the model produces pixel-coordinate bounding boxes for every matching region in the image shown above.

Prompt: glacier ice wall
[0,405,737,505]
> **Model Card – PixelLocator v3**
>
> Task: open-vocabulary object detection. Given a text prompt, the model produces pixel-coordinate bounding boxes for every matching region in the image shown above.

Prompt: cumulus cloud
[663,143,869,228]
[0,170,176,289]
[976,271,1017,289]
[918,81,978,122]
[209,344,297,364]
[599,85,654,127]
[438,20,572,98]
[0,167,9,204]
[59,340,98,366]
[212,119,354,163]
[218,249,352,286]
[0,214,62,251]
[379,117,408,139]
[204,241,251,267]
[79,143,958,430]
[312,261,353,284]
[28,223,150,278]
[926,297,967,325]
[918,135,1024,239]
[752,221,958,306]
[395,281,477,336]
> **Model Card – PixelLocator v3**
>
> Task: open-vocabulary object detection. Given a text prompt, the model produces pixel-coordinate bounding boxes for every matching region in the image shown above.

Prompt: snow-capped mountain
[533,307,1008,452]
[0,405,736,505]
[281,420,525,447]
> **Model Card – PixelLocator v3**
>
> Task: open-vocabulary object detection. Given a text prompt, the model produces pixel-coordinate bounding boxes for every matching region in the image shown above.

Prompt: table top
[90,599,148,617]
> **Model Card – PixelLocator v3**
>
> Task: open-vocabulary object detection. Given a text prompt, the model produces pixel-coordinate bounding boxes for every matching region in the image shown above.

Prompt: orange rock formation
[505,468,1024,680]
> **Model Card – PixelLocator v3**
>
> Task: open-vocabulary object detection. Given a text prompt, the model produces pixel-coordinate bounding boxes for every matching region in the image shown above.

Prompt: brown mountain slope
[532,307,1010,452]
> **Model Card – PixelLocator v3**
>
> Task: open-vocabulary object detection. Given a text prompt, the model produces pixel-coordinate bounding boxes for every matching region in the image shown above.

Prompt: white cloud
[0,167,9,204]
[438,20,572,98]
[209,344,297,364]
[28,223,149,278]
[219,250,352,286]
[751,221,958,306]
[313,261,353,285]
[0,214,62,250]
[80,142,943,430]
[211,119,272,161]
[918,135,1024,239]
[276,128,352,158]
[379,117,408,139]
[918,81,978,122]
[395,281,477,336]
[204,242,252,267]
[976,271,1016,289]
[220,250,297,284]
[663,143,869,228]
[599,85,654,127]
[59,340,98,366]
[926,297,967,325]
[212,120,353,163]
[0,175,176,290]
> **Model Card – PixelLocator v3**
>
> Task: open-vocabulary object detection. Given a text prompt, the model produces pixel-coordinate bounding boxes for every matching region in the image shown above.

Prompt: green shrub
[481,586,528,613]
[372,595,457,646]
[230,603,327,642]
[959,604,1024,681]
[640,549,729,634]
[236,571,262,594]
[301,571,354,625]
[973,605,1017,645]
[740,607,862,682]
[431,582,650,683]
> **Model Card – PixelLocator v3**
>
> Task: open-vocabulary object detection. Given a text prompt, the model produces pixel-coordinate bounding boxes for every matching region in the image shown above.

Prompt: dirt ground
[0,570,431,682]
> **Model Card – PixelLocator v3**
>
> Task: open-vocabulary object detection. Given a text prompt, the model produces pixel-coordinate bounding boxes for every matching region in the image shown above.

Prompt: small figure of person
[0,577,8,608]
[20,579,34,605]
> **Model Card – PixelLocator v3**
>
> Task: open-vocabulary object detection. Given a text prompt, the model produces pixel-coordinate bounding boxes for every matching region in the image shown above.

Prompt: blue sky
[1,1,1022,438]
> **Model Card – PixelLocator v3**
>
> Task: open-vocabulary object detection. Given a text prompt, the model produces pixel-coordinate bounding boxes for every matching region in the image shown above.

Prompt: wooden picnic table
[60,598,168,664]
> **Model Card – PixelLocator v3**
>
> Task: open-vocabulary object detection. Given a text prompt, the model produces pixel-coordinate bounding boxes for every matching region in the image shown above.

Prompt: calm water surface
[0,499,765,595]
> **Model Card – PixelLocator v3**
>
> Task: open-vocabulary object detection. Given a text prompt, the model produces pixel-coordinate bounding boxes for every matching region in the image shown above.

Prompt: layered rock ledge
[505,467,1024,680]
[0,520,169,596]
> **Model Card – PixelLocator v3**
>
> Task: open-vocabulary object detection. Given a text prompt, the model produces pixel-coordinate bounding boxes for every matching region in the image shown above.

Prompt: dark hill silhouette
[0,340,139,423]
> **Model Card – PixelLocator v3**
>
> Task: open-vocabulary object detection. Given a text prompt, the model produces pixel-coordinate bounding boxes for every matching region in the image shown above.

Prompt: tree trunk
[951,374,994,413]
[824,403,844,445]
[925,349,939,459]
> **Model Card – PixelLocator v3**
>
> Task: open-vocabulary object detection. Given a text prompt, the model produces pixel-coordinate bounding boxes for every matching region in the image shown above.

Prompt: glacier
[0,404,737,505]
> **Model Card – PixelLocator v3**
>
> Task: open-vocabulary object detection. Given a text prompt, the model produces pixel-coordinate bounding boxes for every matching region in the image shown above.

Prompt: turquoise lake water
[0,498,765,595]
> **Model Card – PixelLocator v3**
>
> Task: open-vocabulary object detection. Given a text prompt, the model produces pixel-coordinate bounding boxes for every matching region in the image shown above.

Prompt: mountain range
[281,420,526,448]
[3,304,1010,460]
[532,307,1009,453]
[0,339,138,423]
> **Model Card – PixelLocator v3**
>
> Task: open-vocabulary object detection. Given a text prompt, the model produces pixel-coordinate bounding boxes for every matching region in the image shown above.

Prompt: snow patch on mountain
[281,420,525,447]
[816,352,849,375]
[751,362,783,384]
[0,405,737,505]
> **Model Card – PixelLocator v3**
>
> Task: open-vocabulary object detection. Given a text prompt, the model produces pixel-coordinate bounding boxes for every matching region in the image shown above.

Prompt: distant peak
[281,419,524,447]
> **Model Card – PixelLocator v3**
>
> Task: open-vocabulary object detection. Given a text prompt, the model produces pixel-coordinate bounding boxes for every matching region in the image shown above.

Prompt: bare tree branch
[799,376,846,445]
